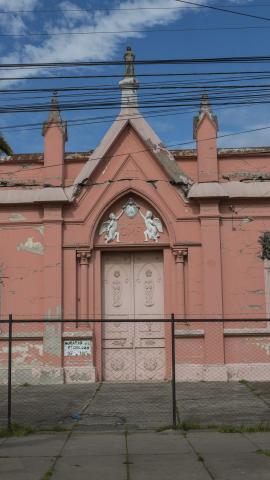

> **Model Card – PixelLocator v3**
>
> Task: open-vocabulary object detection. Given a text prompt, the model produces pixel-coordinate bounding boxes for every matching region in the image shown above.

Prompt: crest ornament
[124,197,139,218]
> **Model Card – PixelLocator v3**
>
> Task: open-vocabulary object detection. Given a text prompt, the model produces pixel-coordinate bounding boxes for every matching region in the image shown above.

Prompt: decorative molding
[76,250,91,265]
[62,331,93,338]
[172,248,188,263]
[224,328,270,337]
[175,329,204,338]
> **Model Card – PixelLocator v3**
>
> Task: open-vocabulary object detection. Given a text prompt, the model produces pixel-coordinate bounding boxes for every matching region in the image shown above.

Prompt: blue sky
[1,0,270,153]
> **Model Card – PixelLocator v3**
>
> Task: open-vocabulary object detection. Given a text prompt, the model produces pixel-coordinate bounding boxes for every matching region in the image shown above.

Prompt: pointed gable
[67,47,192,201]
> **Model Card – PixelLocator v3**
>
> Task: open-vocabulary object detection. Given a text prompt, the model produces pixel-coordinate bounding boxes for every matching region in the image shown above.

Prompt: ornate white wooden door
[102,252,165,381]
[133,252,165,381]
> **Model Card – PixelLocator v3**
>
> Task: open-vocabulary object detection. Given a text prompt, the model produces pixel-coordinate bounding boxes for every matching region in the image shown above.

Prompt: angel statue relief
[139,209,163,242]
[99,209,124,243]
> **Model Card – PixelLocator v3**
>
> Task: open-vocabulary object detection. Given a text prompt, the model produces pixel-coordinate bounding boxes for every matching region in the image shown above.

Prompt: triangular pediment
[66,114,192,201]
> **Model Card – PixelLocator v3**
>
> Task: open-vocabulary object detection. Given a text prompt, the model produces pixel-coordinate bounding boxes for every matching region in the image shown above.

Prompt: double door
[102,251,165,381]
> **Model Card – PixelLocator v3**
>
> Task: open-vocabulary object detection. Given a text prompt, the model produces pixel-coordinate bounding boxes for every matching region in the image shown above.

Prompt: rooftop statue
[124,46,135,77]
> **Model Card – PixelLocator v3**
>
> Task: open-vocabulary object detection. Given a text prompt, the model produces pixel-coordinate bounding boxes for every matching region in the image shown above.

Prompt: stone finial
[42,91,68,140]
[124,46,135,78]
[193,92,218,138]
[118,46,139,113]
[200,93,211,114]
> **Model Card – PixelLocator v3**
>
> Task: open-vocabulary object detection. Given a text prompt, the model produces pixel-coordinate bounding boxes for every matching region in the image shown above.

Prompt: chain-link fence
[0,317,270,432]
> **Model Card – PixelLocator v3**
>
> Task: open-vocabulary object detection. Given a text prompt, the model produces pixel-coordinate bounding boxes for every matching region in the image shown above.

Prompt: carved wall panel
[96,195,169,246]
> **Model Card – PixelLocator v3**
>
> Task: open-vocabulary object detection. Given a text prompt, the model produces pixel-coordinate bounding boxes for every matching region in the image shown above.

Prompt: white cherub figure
[99,210,124,243]
[139,209,163,242]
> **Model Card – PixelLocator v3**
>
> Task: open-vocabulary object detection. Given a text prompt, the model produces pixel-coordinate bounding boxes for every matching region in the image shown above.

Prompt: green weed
[218,424,270,433]
[0,422,36,438]
[257,449,270,458]
[41,467,54,480]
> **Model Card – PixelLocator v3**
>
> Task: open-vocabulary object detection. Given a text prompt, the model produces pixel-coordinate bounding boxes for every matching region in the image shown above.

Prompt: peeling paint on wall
[44,305,62,320]
[34,226,45,236]
[255,341,270,356]
[17,237,44,255]
[239,217,254,226]
[9,213,26,222]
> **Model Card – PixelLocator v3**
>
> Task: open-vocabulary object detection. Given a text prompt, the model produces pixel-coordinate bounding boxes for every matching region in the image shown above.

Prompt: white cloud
[23,0,189,63]
[0,0,254,94]
[0,0,40,35]
[0,0,199,82]
[0,0,39,7]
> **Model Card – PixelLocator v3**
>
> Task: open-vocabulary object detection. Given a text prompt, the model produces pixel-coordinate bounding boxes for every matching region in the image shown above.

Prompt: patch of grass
[0,423,70,438]
[218,424,270,433]
[178,421,204,431]
[156,425,173,432]
[158,421,270,433]
[257,449,270,458]
[41,467,54,480]
[239,380,250,387]
[39,426,69,433]
[0,422,36,438]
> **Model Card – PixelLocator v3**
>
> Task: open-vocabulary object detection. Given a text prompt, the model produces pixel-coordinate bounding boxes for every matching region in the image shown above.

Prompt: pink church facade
[1,48,270,384]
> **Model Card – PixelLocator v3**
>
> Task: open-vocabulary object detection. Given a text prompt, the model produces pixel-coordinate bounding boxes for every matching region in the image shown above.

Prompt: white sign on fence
[64,339,91,357]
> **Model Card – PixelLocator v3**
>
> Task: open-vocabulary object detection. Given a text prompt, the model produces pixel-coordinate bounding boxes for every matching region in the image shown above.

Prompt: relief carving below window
[144,270,154,307]
[112,271,122,307]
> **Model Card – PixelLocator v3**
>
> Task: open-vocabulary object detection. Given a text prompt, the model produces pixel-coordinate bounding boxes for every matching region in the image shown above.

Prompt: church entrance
[102,251,165,381]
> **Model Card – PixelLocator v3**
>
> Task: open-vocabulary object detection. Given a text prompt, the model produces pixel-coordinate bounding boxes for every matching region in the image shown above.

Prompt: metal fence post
[7,314,13,431]
[171,313,177,429]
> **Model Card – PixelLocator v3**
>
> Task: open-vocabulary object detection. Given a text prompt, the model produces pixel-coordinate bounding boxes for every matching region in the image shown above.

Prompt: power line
[2,124,270,180]
[3,70,270,81]
[2,87,270,129]
[176,0,270,22]
[3,24,270,37]
[4,83,270,105]
[3,93,270,114]
[1,4,270,14]
[4,54,270,68]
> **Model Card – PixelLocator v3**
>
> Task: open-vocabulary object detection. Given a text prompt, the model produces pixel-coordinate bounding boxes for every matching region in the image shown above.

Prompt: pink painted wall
[0,106,270,384]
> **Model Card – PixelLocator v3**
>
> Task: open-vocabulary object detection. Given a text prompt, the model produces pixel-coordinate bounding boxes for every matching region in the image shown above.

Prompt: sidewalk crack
[184,434,216,480]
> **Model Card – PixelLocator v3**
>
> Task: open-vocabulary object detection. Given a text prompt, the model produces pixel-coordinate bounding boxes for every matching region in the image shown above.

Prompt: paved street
[0,430,270,479]
[0,382,269,430]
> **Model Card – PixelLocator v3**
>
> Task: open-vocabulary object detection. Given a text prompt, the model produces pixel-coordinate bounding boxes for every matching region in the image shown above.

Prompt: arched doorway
[94,194,169,381]
[102,250,165,381]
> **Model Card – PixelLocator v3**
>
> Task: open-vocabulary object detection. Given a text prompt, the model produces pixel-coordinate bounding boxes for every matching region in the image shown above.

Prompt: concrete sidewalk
[1,381,269,430]
[0,429,270,479]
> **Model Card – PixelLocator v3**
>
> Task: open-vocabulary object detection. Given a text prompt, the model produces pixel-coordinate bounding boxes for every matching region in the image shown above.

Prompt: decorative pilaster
[258,233,270,322]
[172,248,188,320]
[77,250,91,320]
[200,202,225,378]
